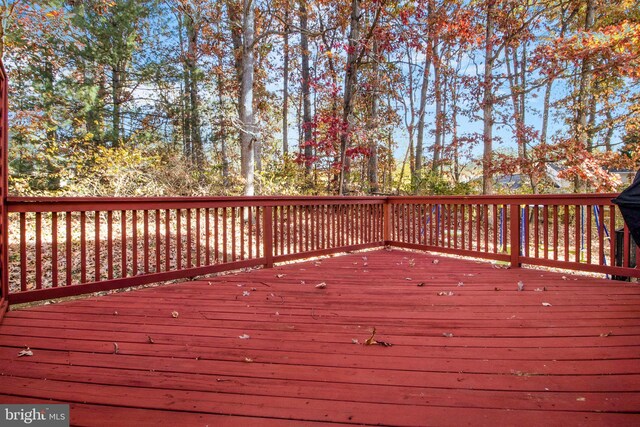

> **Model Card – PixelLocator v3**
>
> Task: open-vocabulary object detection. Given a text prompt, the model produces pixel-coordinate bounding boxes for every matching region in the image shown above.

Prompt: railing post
[263,205,274,268]
[0,61,9,315]
[510,203,521,268]
[383,199,390,243]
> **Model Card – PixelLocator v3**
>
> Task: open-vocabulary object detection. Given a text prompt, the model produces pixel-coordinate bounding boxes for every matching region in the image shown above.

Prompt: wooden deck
[1,248,639,426]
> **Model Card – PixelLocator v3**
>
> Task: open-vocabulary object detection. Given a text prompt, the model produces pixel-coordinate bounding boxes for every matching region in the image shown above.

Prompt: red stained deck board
[1,249,640,425]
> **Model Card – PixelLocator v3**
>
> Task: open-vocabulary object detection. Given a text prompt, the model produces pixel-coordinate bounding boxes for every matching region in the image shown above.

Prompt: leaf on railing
[17,347,33,357]
[171,311,179,318]
[315,282,327,289]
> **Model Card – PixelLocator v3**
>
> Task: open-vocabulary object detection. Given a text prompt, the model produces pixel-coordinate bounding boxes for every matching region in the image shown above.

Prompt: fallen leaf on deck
[251,287,257,291]
[315,282,327,289]
[385,246,393,251]
[442,332,454,338]
[492,264,510,269]
[171,311,179,318]
[352,338,360,344]
[534,288,545,292]
[417,282,425,287]
[457,282,464,287]
[17,348,33,357]
[542,302,552,307]
[242,291,251,297]
[495,287,501,291]
[409,259,415,267]
[517,281,524,291]
[238,334,250,339]
[275,311,280,316]
[432,259,439,264]
[599,331,613,337]
[562,276,567,280]
[276,274,286,278]
[244,357,253,363]
[437,291,454,296]
[405,277,412,281]
[363,327,393,346]
[300,280,306,285]
[147,336,154,344]
[363,262,368,267]
[113,342,119,354]
[362,256,368,261]
[576,397,586,402]
[113,311,118,316]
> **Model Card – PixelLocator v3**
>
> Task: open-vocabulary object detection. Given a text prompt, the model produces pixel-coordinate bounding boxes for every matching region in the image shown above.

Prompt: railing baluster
[165,210,170,272]
[222,207,227,263]
[205,208,211,265]
[553,205,559,261]
[52,212,58,287]
[68,212,74,285]
[132,210,138,276]
[543,205,549,259]
[19,212,26,291]
[195,208,201,266]
[575,205,581,263]
[563,205,569,262]
[35,212,42,289]
[94,211,100,281]
[231,207,236,261]
[144,210,149,273]
[107,211,113,280]
[121,210,127,278]
[155,210,161,272]
[586,205,592,264]
[214,207,219,263]
[80,211,86,283]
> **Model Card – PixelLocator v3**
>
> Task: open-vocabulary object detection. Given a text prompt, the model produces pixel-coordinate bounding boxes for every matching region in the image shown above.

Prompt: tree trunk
[282,9,289,156]
[299,0,313,175]
[111,64,122,147]
[482,0,495,195]
[186,12,203,169]
[368,41,380,194]
[432,43,442,174]
[239,0,256,196]
[338,0,361,195]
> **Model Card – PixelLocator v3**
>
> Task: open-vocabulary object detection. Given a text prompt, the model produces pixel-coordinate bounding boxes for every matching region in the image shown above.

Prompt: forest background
[1,0,639,198]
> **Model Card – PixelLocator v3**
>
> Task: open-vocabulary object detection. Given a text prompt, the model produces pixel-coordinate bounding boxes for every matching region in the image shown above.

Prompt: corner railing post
[383,198,390,244]
[510,203,521,268]
[263,205,274,268]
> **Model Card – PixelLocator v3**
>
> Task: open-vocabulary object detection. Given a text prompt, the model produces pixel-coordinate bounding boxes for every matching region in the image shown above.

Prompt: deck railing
[2,193,638,305]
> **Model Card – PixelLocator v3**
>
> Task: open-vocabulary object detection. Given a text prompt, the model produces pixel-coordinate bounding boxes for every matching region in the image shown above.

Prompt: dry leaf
[534,288,544,292]
[437,291,454,296]
[113,342,119,354]
[300,280,306,285]
[244,357,254,363]
[364,327,378,345]
[517,281,524,291]
[432,259,439,264]
[351,338,360,344]
[147,336,154,344]
[242,291,251,297]
[457,281,464,287]
[542,302,552,307]
[405,277,412,281]
[275,311,280,316]
[315,282,327,289]
[171,311,179,318]
[495,287,501,291]
[417,282,425,287]
[113,311,118,316]
[409,259,415,267]
[599,331,613,337]
[362,256,368,261]
[238,334,250,339]
[576,397,586,402]
[276,274,286,278]
[17,348,33,357]
[442,332,454,338]
[363,262,369,267]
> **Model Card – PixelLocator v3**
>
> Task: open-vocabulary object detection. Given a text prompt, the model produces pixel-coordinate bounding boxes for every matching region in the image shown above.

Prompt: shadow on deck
[1,248,639,426]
